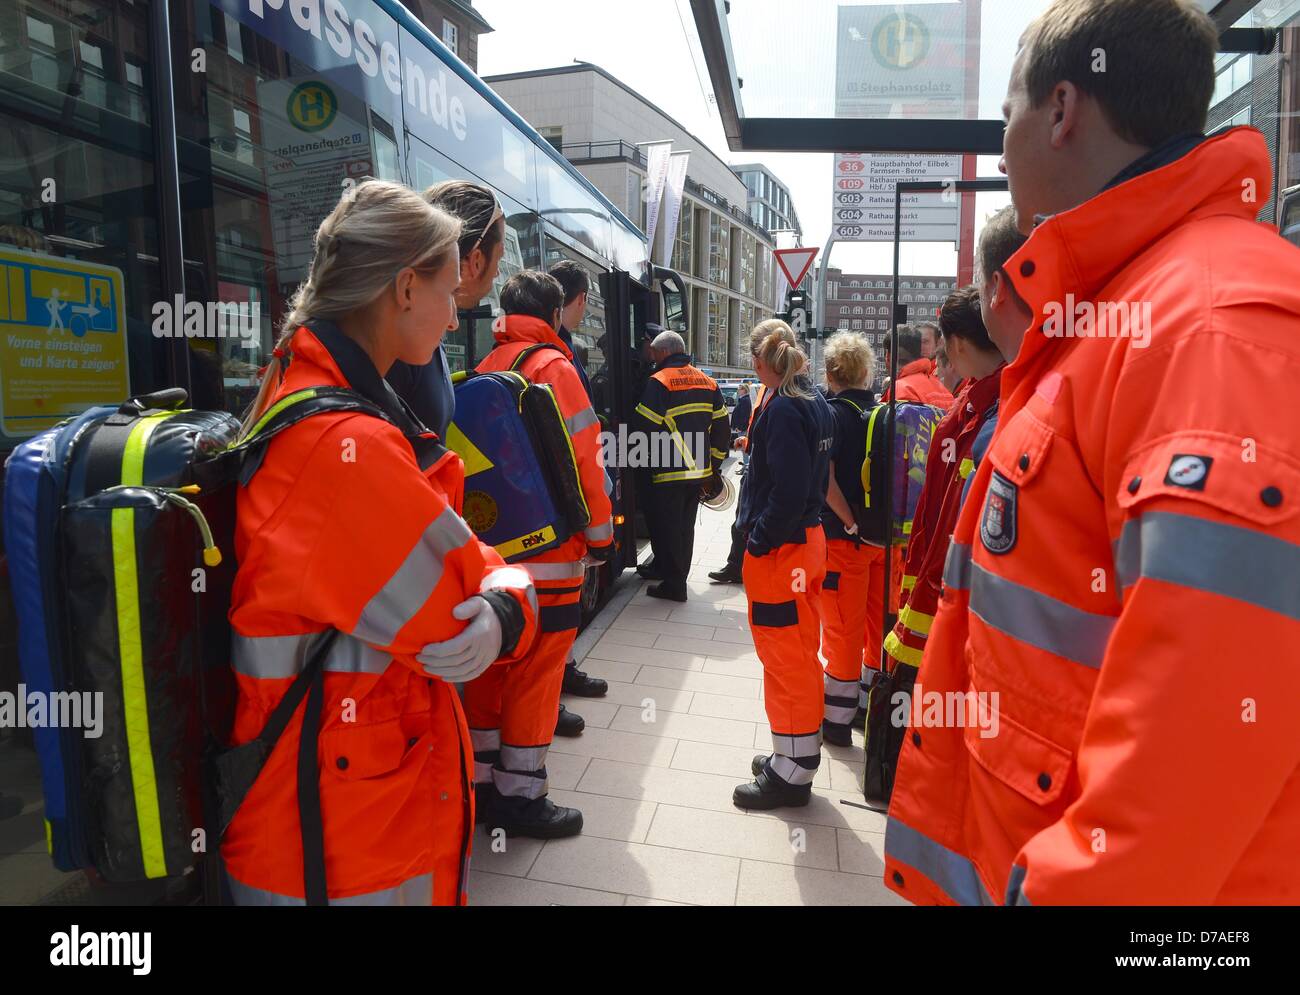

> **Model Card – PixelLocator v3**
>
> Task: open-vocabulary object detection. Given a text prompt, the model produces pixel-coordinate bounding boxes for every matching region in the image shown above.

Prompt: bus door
[599,268,660,567]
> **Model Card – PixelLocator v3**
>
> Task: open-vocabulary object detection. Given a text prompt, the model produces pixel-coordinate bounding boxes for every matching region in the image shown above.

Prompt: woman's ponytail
[749,319,813,399]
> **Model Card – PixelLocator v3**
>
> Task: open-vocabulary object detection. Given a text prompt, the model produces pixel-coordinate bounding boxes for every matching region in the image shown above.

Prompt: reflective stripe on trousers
[823,674,858,726]
[227,869,433,906]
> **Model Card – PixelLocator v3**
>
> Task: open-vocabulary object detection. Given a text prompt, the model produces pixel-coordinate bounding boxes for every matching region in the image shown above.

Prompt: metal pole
[881,183,903,675]
[150,0,190,395]
[813,232,835,380]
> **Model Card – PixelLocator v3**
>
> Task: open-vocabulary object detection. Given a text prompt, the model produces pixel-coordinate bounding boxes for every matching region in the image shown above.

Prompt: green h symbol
[296,88,328,125]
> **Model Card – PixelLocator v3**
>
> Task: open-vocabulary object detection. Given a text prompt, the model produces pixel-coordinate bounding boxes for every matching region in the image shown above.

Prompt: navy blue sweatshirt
[738,380,835,556]
[385,346,455,437]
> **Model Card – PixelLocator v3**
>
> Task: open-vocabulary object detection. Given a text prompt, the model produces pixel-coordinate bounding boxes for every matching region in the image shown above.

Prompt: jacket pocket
[963,705,1073,807]
[1116,431,1300,528]
[321,718,408,781]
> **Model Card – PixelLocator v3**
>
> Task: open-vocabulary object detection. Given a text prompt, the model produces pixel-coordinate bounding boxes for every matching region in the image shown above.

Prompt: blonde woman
[734,320,836,810]
[818,332,884,748]
[223,180,537,906]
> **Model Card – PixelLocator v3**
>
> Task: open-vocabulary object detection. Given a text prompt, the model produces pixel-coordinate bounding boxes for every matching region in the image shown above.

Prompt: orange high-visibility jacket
[884,127,1300,906]
[884,358,954,409]
[222,322,538,906]
[477,314,614,566]
[884,369,1001,668]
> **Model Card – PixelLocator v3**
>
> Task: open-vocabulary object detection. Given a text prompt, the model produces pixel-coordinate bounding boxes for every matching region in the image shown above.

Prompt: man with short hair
[466,270,614,839]
[882,325,954,408]
[917,321,941,362]
[547,260,609,716]
[885,0,1300,906]
[632,331,730,602]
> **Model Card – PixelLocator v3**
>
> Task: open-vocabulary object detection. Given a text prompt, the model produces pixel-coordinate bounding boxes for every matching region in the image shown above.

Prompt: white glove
[843,520,860,537]
[417,596,503,682]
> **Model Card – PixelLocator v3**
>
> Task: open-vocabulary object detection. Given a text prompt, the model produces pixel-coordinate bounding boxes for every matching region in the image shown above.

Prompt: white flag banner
[658,151,690,266]
[641,140,673,254]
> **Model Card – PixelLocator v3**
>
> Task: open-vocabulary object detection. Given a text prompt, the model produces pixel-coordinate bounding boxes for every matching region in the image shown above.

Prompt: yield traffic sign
[774,247,818,288]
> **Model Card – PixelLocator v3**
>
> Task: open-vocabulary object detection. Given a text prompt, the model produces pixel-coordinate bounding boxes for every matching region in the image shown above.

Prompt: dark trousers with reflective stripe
[464,580,581,798]
[644,481,700,598]
[743,527,827,786]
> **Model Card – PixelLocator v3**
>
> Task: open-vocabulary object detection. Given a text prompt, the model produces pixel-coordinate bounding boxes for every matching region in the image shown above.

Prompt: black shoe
[708,568,742,584]
[822,719,853,748]
[636,560,663,580]
[646,583,687,603]
[563,663,608,698]
[555,704,585,738]
[473,782,499,825]
[751,754,770,777]
[485,793,583,839]
[732,767,812,810]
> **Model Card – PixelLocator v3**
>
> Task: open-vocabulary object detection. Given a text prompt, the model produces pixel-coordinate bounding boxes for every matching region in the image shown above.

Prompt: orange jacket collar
[1003,127,1272,379]
[492,313,573,360]
[898,358,933,380]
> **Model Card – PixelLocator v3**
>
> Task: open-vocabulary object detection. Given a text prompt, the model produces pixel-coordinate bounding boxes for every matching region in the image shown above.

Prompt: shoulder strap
[828,395,865,417]
[229,387,396,486]
[509,342,567,373]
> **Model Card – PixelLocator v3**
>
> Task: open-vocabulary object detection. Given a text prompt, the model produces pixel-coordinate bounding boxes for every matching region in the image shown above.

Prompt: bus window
[0,0,163,449]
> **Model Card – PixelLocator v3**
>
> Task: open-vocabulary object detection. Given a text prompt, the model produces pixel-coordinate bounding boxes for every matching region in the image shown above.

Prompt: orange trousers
[463,580,580,799]
[743,527,826,787]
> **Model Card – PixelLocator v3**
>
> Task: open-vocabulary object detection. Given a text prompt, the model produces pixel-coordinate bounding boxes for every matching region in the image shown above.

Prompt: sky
[473,0,1064,280]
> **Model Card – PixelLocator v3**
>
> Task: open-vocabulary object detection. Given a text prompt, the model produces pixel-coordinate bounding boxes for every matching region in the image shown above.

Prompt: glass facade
[671,203,693,276]
[708,212,730,287]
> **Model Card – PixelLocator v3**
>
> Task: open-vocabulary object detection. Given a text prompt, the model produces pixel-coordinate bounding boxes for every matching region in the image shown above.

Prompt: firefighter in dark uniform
[632,331,731,602]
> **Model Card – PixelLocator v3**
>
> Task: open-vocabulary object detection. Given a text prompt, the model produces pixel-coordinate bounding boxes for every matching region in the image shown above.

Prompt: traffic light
[786,289,811,339]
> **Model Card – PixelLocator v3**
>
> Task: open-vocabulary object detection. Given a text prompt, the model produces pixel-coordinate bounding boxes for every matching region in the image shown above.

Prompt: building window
[442,19,459,56]
[708,213,730,287]
[672,204,694,276]
[736,231,756,297]
[707,291,729,366]
[538,125,563,152]
[1212,55,1250,108]
[852,320,862,330]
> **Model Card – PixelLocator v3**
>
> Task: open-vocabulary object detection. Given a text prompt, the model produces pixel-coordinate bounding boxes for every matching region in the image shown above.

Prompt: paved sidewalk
[469,474,908,907]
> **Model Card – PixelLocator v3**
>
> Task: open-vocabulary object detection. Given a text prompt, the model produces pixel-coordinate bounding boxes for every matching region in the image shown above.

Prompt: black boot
[485,792,583,839]
[822,719,854,747]
[707,567,742,583]
[646,582,687,603]
[733,766,812,811]
[562,662,608,698]
[751,754,770,777]
[555,704,585,737]
[636,559,662,580]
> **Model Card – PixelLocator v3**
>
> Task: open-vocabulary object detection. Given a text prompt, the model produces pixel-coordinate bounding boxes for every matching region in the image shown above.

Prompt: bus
[0,0,686,625]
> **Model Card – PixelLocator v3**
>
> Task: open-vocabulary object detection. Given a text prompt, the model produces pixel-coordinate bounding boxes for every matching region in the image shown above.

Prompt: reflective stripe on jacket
[884,127,1300,906]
